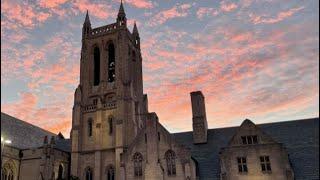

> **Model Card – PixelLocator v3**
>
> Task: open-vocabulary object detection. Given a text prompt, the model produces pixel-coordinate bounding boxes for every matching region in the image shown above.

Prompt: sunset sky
[1,0,319,137]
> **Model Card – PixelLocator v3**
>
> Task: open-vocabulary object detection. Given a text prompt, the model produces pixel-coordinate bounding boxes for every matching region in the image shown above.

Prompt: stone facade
[219,120,294,180]
[1,2,319,180]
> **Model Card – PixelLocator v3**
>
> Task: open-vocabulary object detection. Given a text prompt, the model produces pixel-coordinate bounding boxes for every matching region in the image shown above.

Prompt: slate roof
[173,118,319,180]
[1,112,71,152]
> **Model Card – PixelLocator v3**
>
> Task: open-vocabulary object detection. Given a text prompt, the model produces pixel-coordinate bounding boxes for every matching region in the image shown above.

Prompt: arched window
[165,150,176,176]
[86,167,93,180]
[108,116,113,135]
[93,47,100,86]
[106,165,114,180]
[108,43,115,82]
[57,164,64,180]
[88,119,93,137]
[2,161,15,180]
[133,152,143,177]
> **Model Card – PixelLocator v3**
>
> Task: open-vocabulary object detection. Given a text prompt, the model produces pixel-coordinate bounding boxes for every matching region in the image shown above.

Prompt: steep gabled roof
[173,118,319,180]
[1,112,71,152]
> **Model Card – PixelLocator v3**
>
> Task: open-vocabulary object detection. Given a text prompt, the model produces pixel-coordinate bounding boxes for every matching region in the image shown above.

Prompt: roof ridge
[1,112,57,136]
[173,117,319,134]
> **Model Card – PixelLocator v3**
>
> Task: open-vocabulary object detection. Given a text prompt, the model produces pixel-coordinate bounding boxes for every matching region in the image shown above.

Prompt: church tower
[71,2,147,179]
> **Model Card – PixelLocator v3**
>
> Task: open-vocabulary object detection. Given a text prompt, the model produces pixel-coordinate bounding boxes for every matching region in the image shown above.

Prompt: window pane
[266,164,271,171]
[237,157,241,163]
[265,156,270,162]
[261,164,266,171]
[253,136,258,144]
[242,157,246,163]
[243,165,248,172]
[238,165,242,172]
[247,136,252,144]
[241,137,247,144]
[260,156,264,162]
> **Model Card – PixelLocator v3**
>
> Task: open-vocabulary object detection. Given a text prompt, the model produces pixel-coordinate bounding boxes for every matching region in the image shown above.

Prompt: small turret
[82,10,91,38]
[132,21,140,48]
[117,0,127,27]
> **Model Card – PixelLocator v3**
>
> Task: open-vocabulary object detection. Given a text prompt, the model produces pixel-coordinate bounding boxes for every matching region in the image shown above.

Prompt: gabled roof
[1,112,71,152]
[173,118,319,180]
[226,118,277,146]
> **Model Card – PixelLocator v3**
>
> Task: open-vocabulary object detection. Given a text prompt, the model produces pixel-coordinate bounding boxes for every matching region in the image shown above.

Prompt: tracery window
[86,167,93,180]
[165,150,176,176]
[2,162,15,180]
[108,43,115,82]
[93,47,100,86]
[133,152,143,177]
[106,165,114,180]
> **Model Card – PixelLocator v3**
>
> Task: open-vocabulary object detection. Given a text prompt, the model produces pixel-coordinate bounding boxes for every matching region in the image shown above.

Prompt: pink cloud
[220,1,238,12]
[38,0,69,8]
[125,0,153,9]
[197,7,219,19]
[250,6,304,24]
[149,3,192,26]
[72,0,114,19]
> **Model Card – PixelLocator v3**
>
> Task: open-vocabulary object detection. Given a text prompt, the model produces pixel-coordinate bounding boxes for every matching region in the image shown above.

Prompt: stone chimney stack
[190,91,208,144]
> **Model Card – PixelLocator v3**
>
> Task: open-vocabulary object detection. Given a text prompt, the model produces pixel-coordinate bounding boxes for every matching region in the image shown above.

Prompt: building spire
[133,21,139,34]
[118,0,125,15]
[117,0,127,26]
[84,10,91,25]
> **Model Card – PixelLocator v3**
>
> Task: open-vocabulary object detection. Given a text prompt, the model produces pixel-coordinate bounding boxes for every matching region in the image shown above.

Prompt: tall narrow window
[88,119,93,137]
[93,47,100,86]
[260,156,272,172]
[106,165,114,180]
[86,167,93,180]
[237,157,248,173]
[58,164,63,180]
[108,116,113,135]
[133,153,143,177]
[108,43,115,82]
[165,150,176,176]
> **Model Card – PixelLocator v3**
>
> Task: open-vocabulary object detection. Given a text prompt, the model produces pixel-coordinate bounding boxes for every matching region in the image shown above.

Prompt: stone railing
[90,23,118,37]
[103,101,116,110]
[83,101,116,113]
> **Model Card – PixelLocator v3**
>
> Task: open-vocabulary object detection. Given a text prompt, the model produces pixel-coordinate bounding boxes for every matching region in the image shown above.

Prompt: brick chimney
[190,91,208,144]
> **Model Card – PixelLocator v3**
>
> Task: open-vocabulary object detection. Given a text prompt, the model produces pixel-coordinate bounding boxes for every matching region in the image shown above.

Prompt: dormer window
[241,135,258,145]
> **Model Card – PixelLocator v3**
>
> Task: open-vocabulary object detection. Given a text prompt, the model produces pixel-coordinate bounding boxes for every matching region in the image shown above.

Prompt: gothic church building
[1,2,319,180]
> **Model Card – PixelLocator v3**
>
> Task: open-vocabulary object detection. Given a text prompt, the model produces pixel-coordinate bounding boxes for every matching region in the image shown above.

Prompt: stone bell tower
[71,1,147,179]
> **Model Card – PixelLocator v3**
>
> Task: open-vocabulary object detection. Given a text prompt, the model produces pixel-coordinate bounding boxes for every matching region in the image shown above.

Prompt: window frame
[133,152,143,177]
[260,156,272,173]
[237,157,248,173]
[165,150,176,176]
